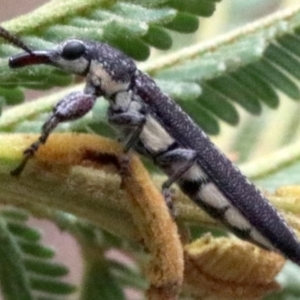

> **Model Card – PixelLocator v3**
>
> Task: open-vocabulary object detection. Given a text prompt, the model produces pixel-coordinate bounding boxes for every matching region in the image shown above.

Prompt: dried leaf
[183,234,285,300]
[119,154,184,300]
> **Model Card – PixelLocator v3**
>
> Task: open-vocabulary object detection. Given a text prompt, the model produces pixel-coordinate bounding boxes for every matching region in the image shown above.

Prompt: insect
[0,26,300,265]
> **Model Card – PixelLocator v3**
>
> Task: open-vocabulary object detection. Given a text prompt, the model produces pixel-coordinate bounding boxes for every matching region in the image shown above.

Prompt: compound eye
[61,40,86,60]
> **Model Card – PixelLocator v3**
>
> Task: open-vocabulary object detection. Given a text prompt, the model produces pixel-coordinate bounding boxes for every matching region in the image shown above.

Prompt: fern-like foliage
[150,6,300,134]
[1,3,300,137]
[53,212,146,300]
[0,0,219,111]
[1,2,300,300]
[0,208,75,300]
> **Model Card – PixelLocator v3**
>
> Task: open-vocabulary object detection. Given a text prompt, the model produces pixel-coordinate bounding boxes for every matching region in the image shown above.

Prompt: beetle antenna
[0,26,32,54]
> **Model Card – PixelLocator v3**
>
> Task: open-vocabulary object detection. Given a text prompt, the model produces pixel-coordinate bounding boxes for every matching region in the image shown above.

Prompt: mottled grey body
[111,70,300,263]
[3,30,300,266]
[133,72,300,257]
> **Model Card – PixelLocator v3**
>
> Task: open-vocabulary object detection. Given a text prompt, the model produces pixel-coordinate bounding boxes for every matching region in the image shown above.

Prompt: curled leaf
[267,186,300,237]
[0,133,184,300]
[117,154,184,300]
[183,234,285,300]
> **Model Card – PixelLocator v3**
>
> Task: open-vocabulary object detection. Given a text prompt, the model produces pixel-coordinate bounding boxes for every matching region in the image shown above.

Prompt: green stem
[2,0,115,34]
[140,4,300,74]
[240,140,300,179]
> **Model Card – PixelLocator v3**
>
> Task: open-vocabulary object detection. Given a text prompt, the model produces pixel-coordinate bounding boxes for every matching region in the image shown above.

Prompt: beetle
[0,26,300,265]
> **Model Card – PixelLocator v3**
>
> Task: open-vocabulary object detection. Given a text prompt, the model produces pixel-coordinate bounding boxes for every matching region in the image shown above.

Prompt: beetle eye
[61,40,86,60]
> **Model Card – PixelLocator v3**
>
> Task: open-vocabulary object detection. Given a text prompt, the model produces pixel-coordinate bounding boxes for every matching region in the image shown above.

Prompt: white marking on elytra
[182,164,207,181]
[224,206,251,231]
[139,115,175,153]
[177,162,276,249]
[198,182,231,209]
[196,180,275,249]
[250,229,275,250]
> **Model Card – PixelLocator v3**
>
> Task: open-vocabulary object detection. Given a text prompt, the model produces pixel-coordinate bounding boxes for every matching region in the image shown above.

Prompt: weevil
[1,27,300,265]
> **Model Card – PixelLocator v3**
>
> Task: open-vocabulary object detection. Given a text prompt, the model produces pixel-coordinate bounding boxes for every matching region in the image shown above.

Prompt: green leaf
[255,160,300,191]
[141,26,172,50]
[106,2,177,23]
[2,3,300,300]
[0,217,33,300]
[52,216,145,299]
[157,79,202,101]
[207,75,262,114]
[248,60,300,100]
[167,0,217,17]
[7,222,41,242]
[177,99,220,134]
[0,0,221,108]
[0,208,76,299]
[30,276,76,295]
[231,69,279,108]
[18,241,55,258]
[164,12,199,32]
[0,87,24,105]
[81,260,125,300]
[24,259,69,277]
[198,83,239,125]
[3,5,300,135]
[1,207,29,222]
[150,6,300,133]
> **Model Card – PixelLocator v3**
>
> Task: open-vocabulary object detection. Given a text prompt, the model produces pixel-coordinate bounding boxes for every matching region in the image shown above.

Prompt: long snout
[9,50,52,68]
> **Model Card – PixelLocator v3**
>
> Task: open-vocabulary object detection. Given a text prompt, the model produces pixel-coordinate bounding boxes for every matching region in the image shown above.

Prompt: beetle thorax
[88,60,131,96]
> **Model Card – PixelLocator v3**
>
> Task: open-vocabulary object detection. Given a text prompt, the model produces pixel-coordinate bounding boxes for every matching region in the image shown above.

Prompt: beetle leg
[11,91,97,176]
